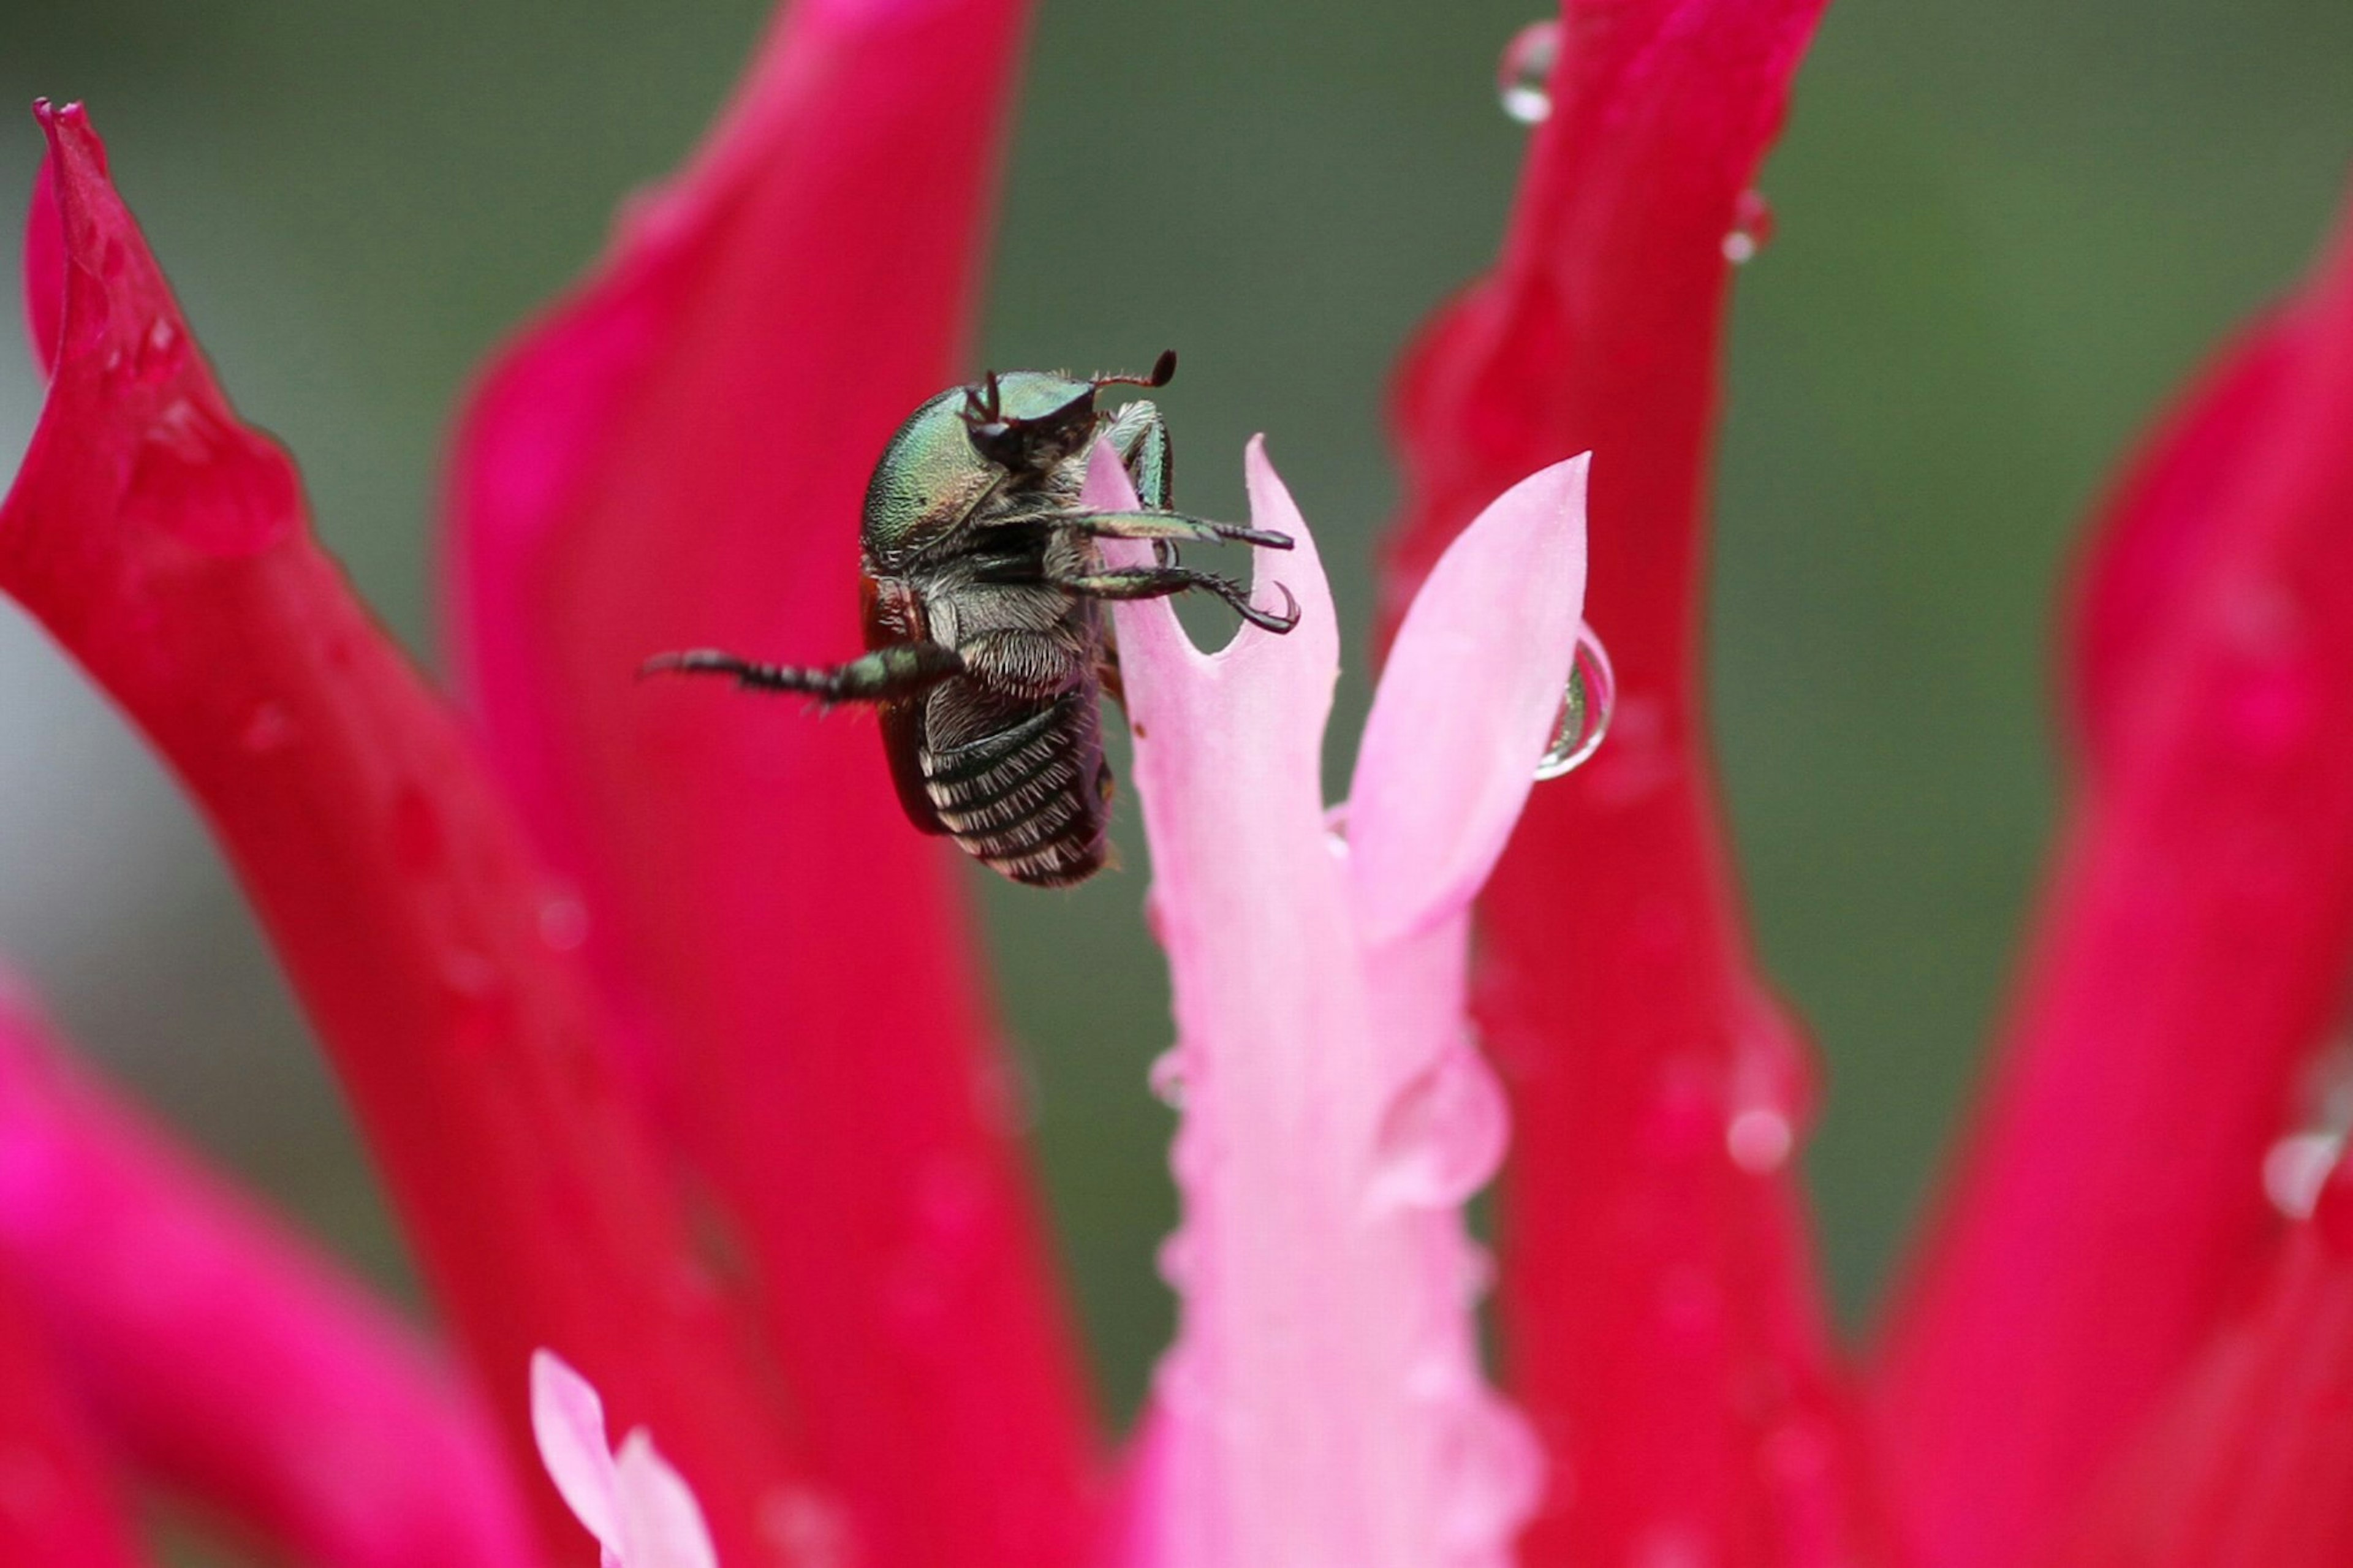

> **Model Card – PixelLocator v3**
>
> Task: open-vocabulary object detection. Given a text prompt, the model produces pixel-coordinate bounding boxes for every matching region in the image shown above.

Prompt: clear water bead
[1148,1047,1187,1108]
[1535,622,1616,781]
[1496,21,1561,125]
[1723,189,1776,265]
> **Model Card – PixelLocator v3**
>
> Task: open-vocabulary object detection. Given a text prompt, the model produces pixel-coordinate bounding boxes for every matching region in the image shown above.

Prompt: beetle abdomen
[920,691,1111,888]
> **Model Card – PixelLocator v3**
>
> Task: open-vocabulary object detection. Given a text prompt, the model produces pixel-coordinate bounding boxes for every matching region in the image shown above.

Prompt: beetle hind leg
[639,642,966,704]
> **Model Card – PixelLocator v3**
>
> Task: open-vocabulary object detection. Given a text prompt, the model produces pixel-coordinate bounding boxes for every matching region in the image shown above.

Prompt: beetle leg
[1059,509,1295,551]
[1098,398,1174,511]
[1048,564,1302,634]
[638,641,966,704]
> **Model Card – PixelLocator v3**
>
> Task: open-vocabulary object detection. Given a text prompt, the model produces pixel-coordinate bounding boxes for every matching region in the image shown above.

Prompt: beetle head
[958,354,1178,478]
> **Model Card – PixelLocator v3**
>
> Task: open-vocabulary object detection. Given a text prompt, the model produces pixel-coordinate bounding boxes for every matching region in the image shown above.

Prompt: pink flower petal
[1108,439,1542,1568]
[0,1260,150,1568]
[532,1351,622,1557]
[444,6,1093,1559]
[614,1430,719,1568]
[1,103,801,1562]
[0,988,537,1568]
[1349,455,1588,944]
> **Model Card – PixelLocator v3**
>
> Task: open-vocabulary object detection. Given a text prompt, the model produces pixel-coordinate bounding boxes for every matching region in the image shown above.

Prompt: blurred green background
[0,1,2349,1557]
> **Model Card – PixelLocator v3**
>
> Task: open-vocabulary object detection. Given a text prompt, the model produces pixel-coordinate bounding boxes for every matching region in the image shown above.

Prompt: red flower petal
[444,5,1095,1564]
[2050,1172,2353,1568]
[1874,189,2353,1568]
[1382,4,1893,1564]
[0,982,539,1568]
[0,1263,149,1567]
[2066,313,2297,775]
[0,103,800,1564]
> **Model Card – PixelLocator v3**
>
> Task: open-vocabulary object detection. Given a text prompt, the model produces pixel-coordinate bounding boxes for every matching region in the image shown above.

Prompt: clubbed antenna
[1094,349,1176,392]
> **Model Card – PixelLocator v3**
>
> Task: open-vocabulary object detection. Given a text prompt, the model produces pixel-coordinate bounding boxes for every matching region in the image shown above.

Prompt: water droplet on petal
[2266,1037,2353,1221]
[1726,1106,1795,1173]
[1722,189,1776,265]
[2265,1131,2344,1220]
[1536,623,1616,781]
[1155,1229,1197,1289]
[1148,1047,1187,1108]
[1438,1394,1545,1550]
[760,1484,858,1568]
[1496,21,1561,125]
[1322,800,1351,858]
[124,397,300,556]
[135,316,185,384]
[1371,1048,1509,1209]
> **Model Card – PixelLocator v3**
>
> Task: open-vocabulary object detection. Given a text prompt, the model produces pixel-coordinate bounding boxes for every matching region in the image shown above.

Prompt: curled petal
[0,989,536,1568]
[0,104,797,1562]
[1350,454,1588,944]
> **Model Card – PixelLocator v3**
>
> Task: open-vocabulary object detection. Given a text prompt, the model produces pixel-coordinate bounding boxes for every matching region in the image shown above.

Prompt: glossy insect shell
[860,370,1100,569]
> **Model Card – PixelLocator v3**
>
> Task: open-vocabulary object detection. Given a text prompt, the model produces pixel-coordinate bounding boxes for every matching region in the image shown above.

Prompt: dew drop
[1496,20,1561,125]
[1722,189,1776,265]
[2266,1038,2353,1221]
[2264,1131,2343,1221]
[1726,1106,1795,1173]
[1148,1047,1187,1108]
[1371,1048,1509,1210]
[134,316,185,384]
[1438,1394,1545,1550]
[1535,623,1616,781]
[124,398,299,556]
[1155,1229,1197,1289]
[760,1485,857,1568]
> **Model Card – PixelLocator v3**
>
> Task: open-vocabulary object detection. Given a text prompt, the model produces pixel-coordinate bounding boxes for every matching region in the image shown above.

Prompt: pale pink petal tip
[533,1350,718,1568]
[1349,453,1590,943]
[532,1349,623,1554]
[615,1431,722,1568]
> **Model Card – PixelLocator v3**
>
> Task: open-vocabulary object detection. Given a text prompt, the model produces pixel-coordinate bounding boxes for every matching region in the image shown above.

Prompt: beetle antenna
[1094,349,1176,391]
[960,370,1005,427]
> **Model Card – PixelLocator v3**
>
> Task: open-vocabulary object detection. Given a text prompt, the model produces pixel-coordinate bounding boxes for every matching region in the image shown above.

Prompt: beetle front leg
[639,640,966,703]
[1061,509,1296,551]
[1049,564,1302,634]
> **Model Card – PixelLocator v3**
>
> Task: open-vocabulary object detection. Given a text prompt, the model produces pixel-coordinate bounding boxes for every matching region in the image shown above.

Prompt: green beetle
[644,352,1299,887]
